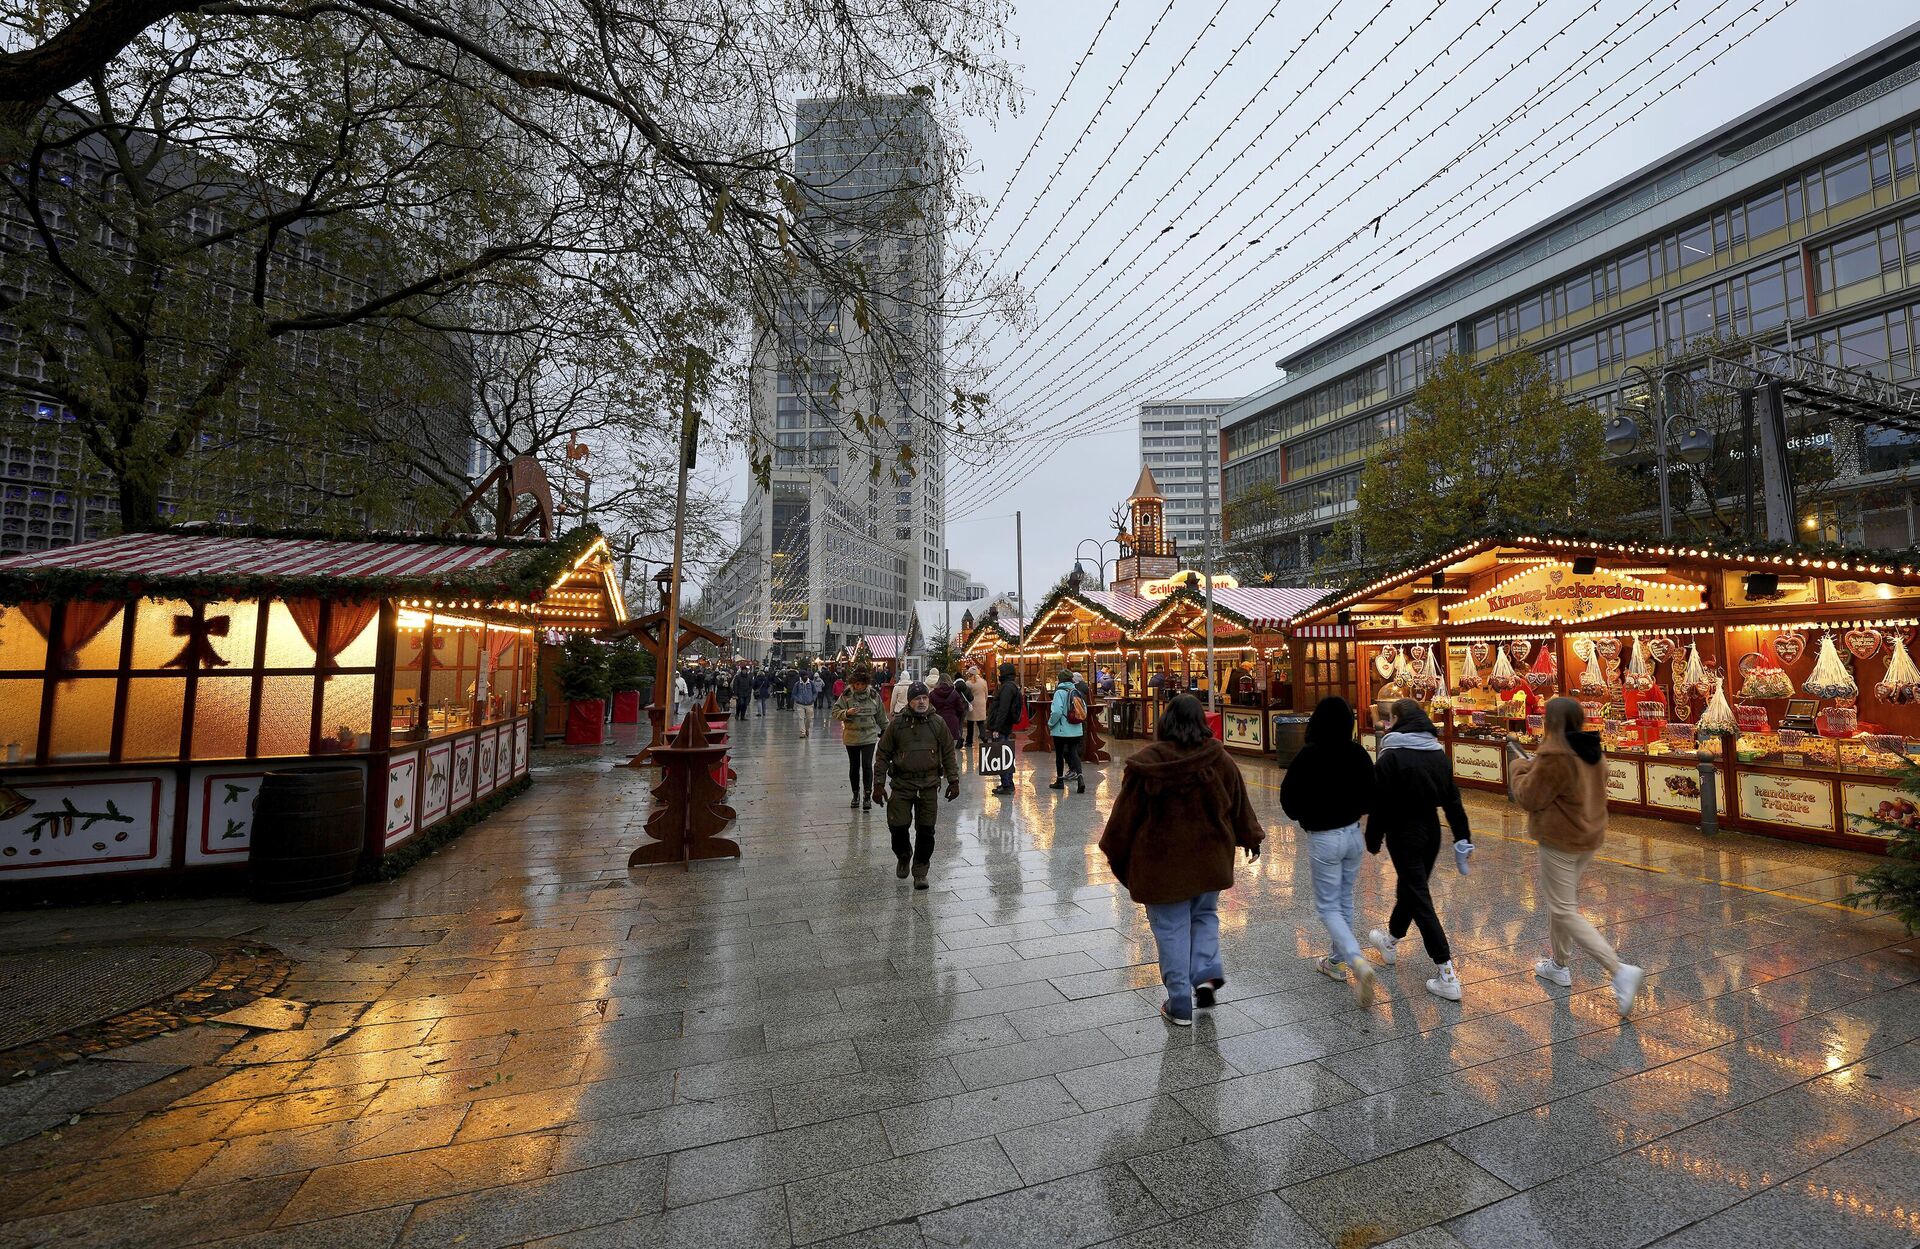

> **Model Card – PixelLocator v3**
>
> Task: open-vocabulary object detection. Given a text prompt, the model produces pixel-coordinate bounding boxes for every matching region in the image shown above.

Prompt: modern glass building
[1138,400,1229,556]
[704,95,945,660]
[1222,23,1920,574]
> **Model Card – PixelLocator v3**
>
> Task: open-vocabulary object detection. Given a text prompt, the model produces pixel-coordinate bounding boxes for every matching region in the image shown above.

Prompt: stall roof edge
[1294,531,1920,626]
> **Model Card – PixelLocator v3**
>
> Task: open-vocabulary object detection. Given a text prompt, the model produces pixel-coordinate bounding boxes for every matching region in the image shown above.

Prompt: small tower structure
[1112,465,1181,595]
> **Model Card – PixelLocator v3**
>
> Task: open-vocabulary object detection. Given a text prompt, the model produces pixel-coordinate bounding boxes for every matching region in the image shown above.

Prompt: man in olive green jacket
[875,681,961,890]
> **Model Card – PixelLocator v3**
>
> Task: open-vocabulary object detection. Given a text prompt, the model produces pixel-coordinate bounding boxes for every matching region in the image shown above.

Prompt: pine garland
[0,524,604,607]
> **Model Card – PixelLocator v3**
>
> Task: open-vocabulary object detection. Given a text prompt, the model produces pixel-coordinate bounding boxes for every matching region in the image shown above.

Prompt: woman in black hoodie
[1367,698,1473,1002]
[1280,697,1379,1007]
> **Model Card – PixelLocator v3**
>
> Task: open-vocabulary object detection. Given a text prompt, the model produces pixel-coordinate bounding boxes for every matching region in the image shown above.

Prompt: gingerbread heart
[1407,643,1428,662]
[1647,636,1676,664]
[1374,648,1397,680]
[1592,637,1620,663]
[1845,628,1883,661]
[1508,639,1532,665]
[1771,631,1805,665]
[1470,642,1491,666]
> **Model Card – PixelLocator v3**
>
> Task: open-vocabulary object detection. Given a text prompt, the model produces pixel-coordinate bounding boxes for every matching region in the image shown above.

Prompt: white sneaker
[1425,973,1462,1002]
[1368,929,1399,965]
[1534,958,1572,988]
[1350,959,1378,1009]
[1612,964,1645,1017]
[1316,956,1348,982]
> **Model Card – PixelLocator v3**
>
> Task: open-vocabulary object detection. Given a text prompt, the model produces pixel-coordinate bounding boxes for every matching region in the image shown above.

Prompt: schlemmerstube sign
[1448,563,1704,626]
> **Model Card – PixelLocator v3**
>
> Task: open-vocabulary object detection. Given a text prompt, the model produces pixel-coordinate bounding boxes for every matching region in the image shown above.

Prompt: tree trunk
[119,473,162,532]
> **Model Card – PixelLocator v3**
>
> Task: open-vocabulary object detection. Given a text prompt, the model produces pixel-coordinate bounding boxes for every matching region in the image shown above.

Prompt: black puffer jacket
[1367,707,1471,854]
[987,663,1024,734]
[1279,698,1374,832]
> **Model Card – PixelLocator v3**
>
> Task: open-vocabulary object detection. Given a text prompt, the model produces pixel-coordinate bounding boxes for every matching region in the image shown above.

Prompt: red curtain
[287,598,380,673]
[20,601,123,670]
[485,629,518,665]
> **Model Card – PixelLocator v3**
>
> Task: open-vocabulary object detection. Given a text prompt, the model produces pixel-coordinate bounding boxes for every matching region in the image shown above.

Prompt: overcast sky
[706,0,1919,601]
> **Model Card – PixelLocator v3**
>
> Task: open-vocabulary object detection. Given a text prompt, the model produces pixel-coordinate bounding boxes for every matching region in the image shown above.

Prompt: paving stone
[783,1138,1022,1244]
[996,1094,1209,1185]
[1280,1141,1514,1247]
[1094,1192,1331,1248]
[916,1164,1162,1249]
[1055,1044,1239,1113]
[399,1157,665,1248]
[946,1029,1129,1091]
[665,1111,894,1207]
[525,1185,791,1248]
[1172,1062,1364,1135]
[880,1075,1083,1155]
[212,998,313,1031]
[772,1060,966,1129]
[1127,1116,1349,1217]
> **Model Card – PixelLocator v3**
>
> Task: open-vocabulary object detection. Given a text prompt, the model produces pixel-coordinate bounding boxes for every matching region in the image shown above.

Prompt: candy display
[1696,677,1739,738]
[1680,644,1715,697]
[1488,646,1520,693]
[1802,633,1859,701]
[1876,634,1920,705]
[1456,645,1482,691]
[1524,643,1557,693]
[1739,647,1795,700]
[1623,637,1655,691]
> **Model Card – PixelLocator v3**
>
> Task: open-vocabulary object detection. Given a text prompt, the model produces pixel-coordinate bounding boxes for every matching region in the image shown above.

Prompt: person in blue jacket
[1047,669,1086,794]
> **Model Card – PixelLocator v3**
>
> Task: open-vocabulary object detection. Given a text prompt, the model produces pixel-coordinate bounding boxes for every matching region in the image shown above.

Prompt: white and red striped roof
[860,634,902,659]
[0,530,531,582]
[1207,586,1333,629]
[1080,590,1157,622]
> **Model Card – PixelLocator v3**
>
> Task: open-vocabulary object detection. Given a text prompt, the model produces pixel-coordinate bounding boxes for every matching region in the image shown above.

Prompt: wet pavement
[1,711,1917,1248]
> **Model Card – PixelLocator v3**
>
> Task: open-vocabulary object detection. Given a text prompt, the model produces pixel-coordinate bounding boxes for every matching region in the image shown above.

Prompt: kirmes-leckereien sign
[1447,563,1705,626]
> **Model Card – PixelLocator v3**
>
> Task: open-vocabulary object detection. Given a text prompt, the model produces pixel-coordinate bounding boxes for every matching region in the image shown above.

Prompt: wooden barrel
[1270,716,1312,768]
[249,768,366,902]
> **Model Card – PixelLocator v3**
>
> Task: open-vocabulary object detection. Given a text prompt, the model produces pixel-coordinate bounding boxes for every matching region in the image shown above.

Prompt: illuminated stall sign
[1449,564,1704,626]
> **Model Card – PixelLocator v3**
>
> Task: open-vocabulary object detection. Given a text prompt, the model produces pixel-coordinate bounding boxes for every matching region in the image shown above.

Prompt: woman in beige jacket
[1507,697,1644,1017]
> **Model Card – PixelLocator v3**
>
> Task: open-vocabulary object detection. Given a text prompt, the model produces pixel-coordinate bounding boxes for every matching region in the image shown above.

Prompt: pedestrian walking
[833,666,884,810]
[792,667,819,738]
[874,682,960,890]
[1508,697,1645,1016]
[929,672,966,743]
[962,665,988,750]
[754,669,773,716]
[731,665,752,721]
[1366,698,1472,1002]
[673,670,690,719]
[985,662,1023,795]
[1279,697,1379,1007]
[1098,694,1265,1026]
[1047,669,1086,793]
[888,668,914,715]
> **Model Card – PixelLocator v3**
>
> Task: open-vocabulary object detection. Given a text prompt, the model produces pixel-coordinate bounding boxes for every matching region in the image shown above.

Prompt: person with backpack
[833,666,884,810]
[792,667,819,738]
[1368,698,1473,1002]
[730,664,753,720]
[874,681,961,890]
[1508,697,1645,1017]
[1098,695,1265,1026]
[1048,669,1087,794]
[1279,697,1379,1007]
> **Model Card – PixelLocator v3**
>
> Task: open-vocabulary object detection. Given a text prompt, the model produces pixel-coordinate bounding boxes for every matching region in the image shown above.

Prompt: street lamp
[1603,364,1714,537]
[1074,538,1118,589]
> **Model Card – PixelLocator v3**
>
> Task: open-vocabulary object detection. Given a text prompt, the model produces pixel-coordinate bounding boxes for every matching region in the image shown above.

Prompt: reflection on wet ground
[0,713,1916,1248]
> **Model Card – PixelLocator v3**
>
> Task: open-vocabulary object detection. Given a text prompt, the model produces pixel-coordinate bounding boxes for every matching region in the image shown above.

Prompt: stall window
[320,675,374,752]
[0,679,40,762]
[121,677,187,761]
[0,605,49,672]
[192,674,253,759]
[48,677,116,760]
[263,602,318,669]
[257,674,316,756]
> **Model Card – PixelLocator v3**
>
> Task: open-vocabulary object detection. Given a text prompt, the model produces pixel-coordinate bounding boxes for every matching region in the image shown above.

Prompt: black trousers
[846,743,876,795]
[887,786,938,865]
[1386,829,1452,964]
[734,694,749,719]
[1053,736,1083,779]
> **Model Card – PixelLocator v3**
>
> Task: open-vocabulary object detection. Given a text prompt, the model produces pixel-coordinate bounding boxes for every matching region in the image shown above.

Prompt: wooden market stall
[0,525,624,888]
[1291,533,1920,852]
[1130,585,1329,751]
[959,610,1024,676]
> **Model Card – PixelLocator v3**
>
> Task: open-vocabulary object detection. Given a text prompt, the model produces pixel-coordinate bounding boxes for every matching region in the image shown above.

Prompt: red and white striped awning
[0,530,527,581]
[1208,586,1333,630]
[860,634,902,659]
[1293,623,1356,639]
[1081,590,1157,622]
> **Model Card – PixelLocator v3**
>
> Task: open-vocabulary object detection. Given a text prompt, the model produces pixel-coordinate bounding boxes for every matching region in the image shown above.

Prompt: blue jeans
[1145,892,1223,1016]
[1307,823,1365,965]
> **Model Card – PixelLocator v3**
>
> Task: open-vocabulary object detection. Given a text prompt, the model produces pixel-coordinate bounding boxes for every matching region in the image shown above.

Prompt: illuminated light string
[980,0,1490,393]
[947,0,1778,513]
[968,0,1680,424]
[951,0,1760,513]
[980,0,1328,319]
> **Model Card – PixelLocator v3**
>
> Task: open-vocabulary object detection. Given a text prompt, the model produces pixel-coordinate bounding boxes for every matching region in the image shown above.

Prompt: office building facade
[1222,26,1920,573]
[1138,400,1228,557]
[704,94,946,661]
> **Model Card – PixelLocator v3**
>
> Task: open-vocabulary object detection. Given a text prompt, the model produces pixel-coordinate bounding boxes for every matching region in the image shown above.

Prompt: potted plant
[608,639,652,725]
[555,634,612,745]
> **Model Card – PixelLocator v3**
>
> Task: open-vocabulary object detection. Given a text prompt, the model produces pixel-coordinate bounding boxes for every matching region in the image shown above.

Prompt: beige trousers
[1537,846,1621,975]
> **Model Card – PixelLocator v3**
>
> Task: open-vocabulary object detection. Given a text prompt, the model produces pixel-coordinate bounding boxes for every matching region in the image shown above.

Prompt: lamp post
[1074,539,1118,589]
[1603,364,1714,537]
